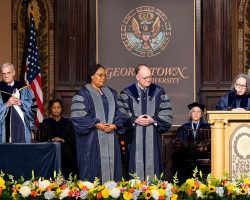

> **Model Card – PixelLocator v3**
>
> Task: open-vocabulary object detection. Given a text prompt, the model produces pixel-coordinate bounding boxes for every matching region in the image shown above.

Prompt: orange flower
[159,195,165,200]
[171,187,178,193]
[97,192,102,199]
[142,181,147,186]
[46,186,52,191]
[129,188,134,193]
[194,181,199,188]
[60,184,67,190]
[30,190,37,198]
[187,188,193,195]
[222,179,228,186]
[160,182,167,189]
[68,190,74,197]
[0,187,2,196]
[34,180,39,187]
[82,186,88,190]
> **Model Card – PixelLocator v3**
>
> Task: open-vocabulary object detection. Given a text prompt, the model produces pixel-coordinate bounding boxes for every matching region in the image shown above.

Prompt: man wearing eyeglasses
[120,64,173,180]
[216,74,250,111]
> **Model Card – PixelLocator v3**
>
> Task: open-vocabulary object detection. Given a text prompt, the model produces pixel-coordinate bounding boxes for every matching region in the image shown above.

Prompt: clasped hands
[135,114,155,126]
[95,123,117,133]
[6,96,21,107]
[52,137,65,143]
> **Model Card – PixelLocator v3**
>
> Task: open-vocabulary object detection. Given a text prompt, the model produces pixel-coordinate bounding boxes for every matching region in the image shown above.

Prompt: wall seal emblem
[121,6,171,57]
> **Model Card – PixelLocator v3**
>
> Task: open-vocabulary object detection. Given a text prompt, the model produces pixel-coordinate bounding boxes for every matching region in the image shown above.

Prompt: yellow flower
[89,188,94,194]
[101,188,110,198]
[171,193,178,200]
[149,185,157,190]
[97,185,105,191]
[56,187,62,194]
[244,178,250,185]
[199,183,207,192]
[123,191,132,200]
[186,178,195,187]
[72,186,79,192]
[50,182,57,189]
[158,188,166,196]
[208,185,216,193]
[145,190,152,199]
[135,183,141,189]
[0,178,5,189]
[239,188,247,195]
[36,188,43,196]
[77,181,84,189]
[15,184,22,191]
[227,184,235,191]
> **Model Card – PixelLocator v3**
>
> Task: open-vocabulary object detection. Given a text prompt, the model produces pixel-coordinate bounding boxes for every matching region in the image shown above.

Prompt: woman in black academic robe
[172,102,210,183]
[38,99,78,178]
[216,74,250,110]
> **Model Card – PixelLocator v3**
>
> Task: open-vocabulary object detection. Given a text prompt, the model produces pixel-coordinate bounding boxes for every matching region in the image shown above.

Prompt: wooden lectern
[207,111,250,179]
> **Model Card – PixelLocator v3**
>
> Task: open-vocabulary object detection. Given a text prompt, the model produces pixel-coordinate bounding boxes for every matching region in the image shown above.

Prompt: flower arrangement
[0,169,250,199]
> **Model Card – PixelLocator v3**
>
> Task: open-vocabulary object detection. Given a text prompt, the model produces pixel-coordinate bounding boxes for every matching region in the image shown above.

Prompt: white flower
[22,180,31,186]
[110,188,120,198]
[80,190,88,199]
[130,179,141,188]
[152,189,159,200]
[216,186,224,197]
[44,191,56,199]
[132,189,141,200]
[59,188,70,199]
[19,185,31,198]
[82,181,95,189]
[166,188,172,199]
[39,180,51,190]
[196,189,204,198]
[104,181,117,190]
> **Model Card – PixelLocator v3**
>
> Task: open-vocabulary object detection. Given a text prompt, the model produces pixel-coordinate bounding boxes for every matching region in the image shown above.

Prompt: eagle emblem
[131,16,161,50]
[121,6,171,57]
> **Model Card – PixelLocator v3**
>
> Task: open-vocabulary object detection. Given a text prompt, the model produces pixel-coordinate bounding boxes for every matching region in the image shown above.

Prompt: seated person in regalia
[172,102,211,183]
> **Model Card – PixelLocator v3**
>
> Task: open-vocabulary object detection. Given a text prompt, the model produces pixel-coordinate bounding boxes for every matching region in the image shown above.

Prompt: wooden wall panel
[200,0,233,110]
[54,0,96,116]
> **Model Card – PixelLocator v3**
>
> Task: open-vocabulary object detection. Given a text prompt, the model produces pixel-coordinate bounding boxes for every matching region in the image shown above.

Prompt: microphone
[228,91,237,110]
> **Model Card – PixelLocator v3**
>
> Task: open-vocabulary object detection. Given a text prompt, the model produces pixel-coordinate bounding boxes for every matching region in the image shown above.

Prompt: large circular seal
[121,6,171,57]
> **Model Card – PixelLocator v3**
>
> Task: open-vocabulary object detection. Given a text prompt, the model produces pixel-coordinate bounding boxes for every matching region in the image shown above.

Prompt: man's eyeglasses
[235,83,247,89]
[139,75,153,80]
[94,73,107,78]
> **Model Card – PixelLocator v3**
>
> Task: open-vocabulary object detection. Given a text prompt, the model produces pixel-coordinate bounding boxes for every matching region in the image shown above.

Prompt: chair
[187,129,211,177]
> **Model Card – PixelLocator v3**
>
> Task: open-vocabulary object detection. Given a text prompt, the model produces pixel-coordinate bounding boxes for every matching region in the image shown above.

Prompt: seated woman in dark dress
[172,102,210,183]
[38,99,78,178]
[216,74,250,110]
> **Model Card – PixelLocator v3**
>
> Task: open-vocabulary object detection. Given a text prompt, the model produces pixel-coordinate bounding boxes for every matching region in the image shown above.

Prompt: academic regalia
[120,83,173,180]
[0,81,35,143]
[216,91,250,110]
[38,117,78,178]
[172,121,210,183]
[71,84,127,183]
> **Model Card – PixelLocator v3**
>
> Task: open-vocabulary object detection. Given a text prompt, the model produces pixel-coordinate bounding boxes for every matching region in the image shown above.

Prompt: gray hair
[1,62,15,72]
[188,107,203,119]
[230,74,250,95]
[188,108,208,123]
